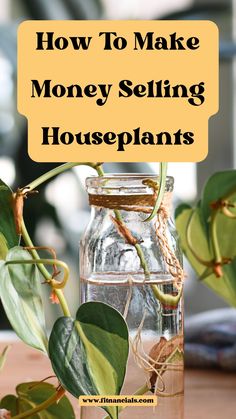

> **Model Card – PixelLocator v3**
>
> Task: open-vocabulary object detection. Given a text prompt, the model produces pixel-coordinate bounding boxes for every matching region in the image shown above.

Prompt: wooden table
[0,339,236,418]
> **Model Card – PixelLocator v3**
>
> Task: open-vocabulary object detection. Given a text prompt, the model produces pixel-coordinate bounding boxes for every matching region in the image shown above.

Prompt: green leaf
[216,211,236,260]
[49,302,129,419]
[0,346,10,372]
[176,206,212,270]
[174,203,191,220]
[176,170,236,307]
[0,233,8,260]
[176,205,236,306]
[0,180,19,260]
[201,170,236,226]
[0,382,75,418]
[0,246,48,352]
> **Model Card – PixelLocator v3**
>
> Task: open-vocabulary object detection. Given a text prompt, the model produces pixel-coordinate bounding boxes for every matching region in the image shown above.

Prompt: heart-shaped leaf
[0,180,19,259]
[0,382,75,418]
[0,246,48,352]
[176,205,236,306]
[49,302,129,419]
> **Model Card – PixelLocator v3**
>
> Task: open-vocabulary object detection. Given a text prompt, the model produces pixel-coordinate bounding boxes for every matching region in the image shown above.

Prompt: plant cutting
[79,166,184,418]
[175,170,236,306]
[0,162,184,419]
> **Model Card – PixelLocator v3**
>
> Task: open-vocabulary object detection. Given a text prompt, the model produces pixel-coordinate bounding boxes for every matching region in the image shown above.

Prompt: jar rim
[86,173,174,195]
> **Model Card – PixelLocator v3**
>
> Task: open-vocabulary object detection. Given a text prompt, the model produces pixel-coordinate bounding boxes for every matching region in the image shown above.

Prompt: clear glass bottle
[80,174,184,419]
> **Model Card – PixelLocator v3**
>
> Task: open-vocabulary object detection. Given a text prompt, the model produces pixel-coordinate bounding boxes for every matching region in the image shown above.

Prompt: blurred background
[0,0,234,327]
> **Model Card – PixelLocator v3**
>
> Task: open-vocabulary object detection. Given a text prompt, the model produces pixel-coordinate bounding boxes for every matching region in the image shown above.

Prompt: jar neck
[88,192,172,216]
[86,174,174,217]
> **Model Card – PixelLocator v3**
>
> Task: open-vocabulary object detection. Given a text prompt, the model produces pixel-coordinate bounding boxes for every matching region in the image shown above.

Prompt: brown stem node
[210,199,236,212]
[213,263,223,278]
[56,385,65,402]
[13,189,39,235]
[210,199,224,210]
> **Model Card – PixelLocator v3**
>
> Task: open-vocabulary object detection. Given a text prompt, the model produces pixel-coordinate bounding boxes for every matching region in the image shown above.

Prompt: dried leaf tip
[12,189,24,235]
[49,290,60,304]
[12,188,39,235]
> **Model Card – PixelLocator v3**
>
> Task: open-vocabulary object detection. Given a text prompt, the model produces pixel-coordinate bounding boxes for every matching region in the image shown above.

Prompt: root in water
[130,313,184,397]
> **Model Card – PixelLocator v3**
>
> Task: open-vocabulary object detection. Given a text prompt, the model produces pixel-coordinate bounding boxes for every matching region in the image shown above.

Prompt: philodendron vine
[0,161,179,418]
[175,170,236,307]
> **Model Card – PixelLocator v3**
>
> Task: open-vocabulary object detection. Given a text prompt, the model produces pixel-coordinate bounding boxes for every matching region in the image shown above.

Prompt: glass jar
[80,174,184,419]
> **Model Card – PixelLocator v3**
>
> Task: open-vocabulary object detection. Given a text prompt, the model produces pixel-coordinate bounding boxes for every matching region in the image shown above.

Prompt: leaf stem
[185,186,236,277]
[112,210,182,306]
[144,163,168,222]
[103,383,150,419]
[19,161,104,317]
[21,219,71,317]
[12,387,65,419]
[207,185,236,267]
[222,206,236,218]
[151,282,183,306]
[113,208,151,278]
[0,345,10,372]
[134,243,150,277]
[6,258,69,289]
[186,209,213,267]
[199,267,213,281]
[210,210,222,264]
[23,162,102,192]
[95,164,105,177]
[93,164,176,303]
[107,172,182,306]
[20,161,178,313]
[134,383,150,395]
[112,209,181,305]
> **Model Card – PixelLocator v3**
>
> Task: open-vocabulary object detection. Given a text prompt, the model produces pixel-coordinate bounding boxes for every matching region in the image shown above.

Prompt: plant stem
[199,267,213,281]
[222,206,236,218]
[93,165,175,300]
[210,210,222,264]
[24,162,102,192]
[96,164,105,177]
[21,219,71,317]
[114,210,152,278]
[6,258,69,289]
[94,165,178,302]
[19,161,104,317]
[134,243,150,276]
[133,383,150,395]
[100,177,182,306]
[12,388,65,419]
[144,162,168,222]
[21,161,179,312]
[113,212,182,305]
[103,384,150,419]
[186,209,213,266]
[185,187,236,277]
[206,186,236,268]
[0,345,10,372]
[151,281,183,306]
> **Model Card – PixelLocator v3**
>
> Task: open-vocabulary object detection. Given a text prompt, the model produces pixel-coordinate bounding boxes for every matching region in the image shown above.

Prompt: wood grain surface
[0,340,235,418]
